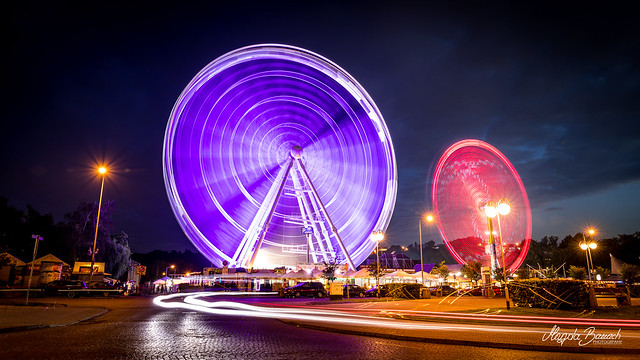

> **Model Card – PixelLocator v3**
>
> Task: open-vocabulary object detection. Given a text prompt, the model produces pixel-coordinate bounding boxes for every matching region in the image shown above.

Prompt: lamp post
[483,202,500,272]
[26,234,43,305]
[484,199,512,309]
[165,264,175,278]
[580,229,597,281]
[419,214,435,286]
[89,166,108,287]
[302,226,314,263]
[371,230,384,298]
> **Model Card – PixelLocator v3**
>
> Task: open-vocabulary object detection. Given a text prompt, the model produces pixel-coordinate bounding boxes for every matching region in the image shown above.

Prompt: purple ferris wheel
[163,44,397,269]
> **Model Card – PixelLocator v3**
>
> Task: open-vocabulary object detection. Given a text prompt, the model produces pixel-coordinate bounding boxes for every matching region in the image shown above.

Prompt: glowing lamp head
[589,242,597,250]
[484,202,498,218]
[170,265,175,269]
[580,243,588,250]
[425,214,434,223]
[497,199,511,216]
[371,230,384,242]
[97,166,108,175]
[588,228,595,236]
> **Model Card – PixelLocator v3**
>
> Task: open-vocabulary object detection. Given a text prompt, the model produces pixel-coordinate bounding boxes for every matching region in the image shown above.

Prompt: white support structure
[294,158,356,270]
[240,159,294,269]
[237,146,355,270]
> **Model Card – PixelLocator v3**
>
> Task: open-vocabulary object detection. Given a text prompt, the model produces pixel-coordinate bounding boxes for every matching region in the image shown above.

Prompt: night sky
[3,2,639,255]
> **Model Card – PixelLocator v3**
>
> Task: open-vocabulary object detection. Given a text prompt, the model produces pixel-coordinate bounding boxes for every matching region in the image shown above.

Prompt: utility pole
[26,235,43,305]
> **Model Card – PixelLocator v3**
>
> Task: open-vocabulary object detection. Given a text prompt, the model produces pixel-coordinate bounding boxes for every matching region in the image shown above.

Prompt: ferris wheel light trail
[163,44,396,268]
[432,139,532,272]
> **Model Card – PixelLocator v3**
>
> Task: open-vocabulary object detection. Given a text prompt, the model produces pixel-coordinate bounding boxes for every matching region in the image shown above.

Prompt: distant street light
[419,214,435,286]
[371,230,384,298]
[165,264,175,278]
[89,166,108,286]
[580,228,597,281]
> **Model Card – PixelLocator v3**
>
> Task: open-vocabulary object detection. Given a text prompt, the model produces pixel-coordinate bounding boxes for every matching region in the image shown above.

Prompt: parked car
[281,282,327,298]
[342,284,366,298]
[88,281,124,297]
[429,285,458,296]
[458,286,502,296]
[43,280,87,297]
[365,284,390,297]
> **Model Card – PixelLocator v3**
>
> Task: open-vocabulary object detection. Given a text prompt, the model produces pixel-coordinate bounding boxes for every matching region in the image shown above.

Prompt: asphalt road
[0,296,635,360]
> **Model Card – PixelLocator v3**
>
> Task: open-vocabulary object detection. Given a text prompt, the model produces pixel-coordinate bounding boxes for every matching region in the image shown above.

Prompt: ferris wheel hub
[290,145,303,159]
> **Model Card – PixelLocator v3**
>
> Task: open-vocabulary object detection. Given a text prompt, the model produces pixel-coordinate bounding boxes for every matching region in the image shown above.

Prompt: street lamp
[89,166,108,286]
[580,229,597,281]
[484,198,512,309]
[165,264,175,278]
[483,202,499,271]
[371,230,384,298]
[419,214,435,286]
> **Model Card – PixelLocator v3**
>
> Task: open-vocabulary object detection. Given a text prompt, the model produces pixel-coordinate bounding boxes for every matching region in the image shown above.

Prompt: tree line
[0,196,131,279]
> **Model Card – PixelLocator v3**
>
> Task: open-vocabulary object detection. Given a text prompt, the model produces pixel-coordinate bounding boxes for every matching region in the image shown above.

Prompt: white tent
[382,270,414,282]
[352,268,373,278]
[413,271,439,282]
[152,276,172,285]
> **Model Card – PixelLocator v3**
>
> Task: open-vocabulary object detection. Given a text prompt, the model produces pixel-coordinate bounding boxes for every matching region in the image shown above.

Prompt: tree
[593,266,610,280]
[104,231,132,279]
[431,261,449,282]
[63,200,115,263]
[567,265,586,280]
[493,267,505,282]
[367,261,381,279]
[620,264,640,285]
[461,260,481,284]
[321,261,338,283]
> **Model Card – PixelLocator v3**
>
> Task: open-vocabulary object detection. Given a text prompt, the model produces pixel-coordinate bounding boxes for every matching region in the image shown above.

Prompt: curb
[282,320,640,355]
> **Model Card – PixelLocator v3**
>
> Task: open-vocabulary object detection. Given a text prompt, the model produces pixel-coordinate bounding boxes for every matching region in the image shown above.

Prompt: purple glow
[164,44,396,267]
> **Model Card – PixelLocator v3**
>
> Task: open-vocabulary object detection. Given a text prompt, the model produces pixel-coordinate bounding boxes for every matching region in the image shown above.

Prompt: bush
[567,265,587,280]
[386,283,424,299]
[507,279,590,310]
[620,264,640,285]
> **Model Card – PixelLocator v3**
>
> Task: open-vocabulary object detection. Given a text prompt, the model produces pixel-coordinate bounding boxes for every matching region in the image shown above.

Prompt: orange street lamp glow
[497,198,511,216]
[425,214,434,223]
[588,228,595,236]
[484,202,498,218]
[98,166,108,175]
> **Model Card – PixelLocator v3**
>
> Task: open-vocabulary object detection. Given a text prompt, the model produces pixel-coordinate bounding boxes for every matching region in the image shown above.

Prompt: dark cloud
[3,2,639,253]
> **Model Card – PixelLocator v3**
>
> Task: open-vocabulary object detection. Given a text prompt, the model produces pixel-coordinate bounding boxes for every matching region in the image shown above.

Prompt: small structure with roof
[0,253,26,286]
[26,254,70,286]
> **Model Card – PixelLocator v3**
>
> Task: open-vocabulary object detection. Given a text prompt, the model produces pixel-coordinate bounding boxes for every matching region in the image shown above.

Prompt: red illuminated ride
[432,139,531,274]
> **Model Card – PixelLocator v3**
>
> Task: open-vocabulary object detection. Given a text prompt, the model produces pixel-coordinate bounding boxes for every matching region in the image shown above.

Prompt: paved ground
[1,294,639,358]
[0,295,638,360]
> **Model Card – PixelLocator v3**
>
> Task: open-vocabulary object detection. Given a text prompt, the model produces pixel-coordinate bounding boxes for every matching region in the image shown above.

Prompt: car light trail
[242,299,640,328]
[154,292,540,333]
[153,292,640,337]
